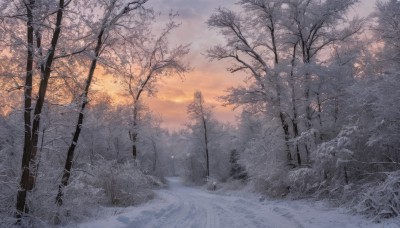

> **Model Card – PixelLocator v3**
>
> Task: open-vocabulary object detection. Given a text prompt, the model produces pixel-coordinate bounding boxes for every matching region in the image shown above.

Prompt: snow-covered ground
[72,177,399,228]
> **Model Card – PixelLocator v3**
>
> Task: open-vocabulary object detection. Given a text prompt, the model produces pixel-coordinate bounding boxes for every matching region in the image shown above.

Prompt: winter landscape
[0,0,400,227]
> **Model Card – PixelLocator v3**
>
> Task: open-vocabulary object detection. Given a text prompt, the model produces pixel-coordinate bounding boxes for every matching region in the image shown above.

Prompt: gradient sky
[100,0,378,131]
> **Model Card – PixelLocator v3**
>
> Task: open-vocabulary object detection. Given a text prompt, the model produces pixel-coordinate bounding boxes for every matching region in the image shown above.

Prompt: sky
[100,0,378,131]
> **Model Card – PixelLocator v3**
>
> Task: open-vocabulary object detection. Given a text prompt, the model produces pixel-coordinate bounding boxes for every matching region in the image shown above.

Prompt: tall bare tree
[187,91,212,178]
[56,0,149,207]
[111,17,189,160]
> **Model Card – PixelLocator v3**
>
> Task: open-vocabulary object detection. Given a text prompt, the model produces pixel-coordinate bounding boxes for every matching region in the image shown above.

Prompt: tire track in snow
[76,177,399,228]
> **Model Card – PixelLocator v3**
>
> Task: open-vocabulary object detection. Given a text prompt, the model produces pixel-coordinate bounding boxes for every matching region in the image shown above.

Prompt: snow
[72,177,400,228]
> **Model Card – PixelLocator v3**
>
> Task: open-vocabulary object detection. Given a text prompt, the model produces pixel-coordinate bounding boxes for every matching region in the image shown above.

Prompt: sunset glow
[2,0,399,225]
[91,0,376,130]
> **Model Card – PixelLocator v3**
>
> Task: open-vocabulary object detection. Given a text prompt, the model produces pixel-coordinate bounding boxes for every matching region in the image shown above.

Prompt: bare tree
[187,91,212,178]
[111,17,189,160]
[56,0,149,208]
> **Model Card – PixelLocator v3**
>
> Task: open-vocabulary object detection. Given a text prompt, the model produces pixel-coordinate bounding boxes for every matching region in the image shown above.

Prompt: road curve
[76,177,398,228]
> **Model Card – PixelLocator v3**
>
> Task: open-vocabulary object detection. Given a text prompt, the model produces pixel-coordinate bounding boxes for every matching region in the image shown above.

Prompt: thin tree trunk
[303,50,313,164]
[16,0,35,220]
[56,29,104,207]
[289,42,302,167]
[197,93,210,178]
[34,128,46,190]
[152,140,157,173]
[30,0,65,186]
[316,92,322,127]
[270,16,292,164]
[304,72,312,130]
[130,106,138,160]
[273,58,292,164]
[280,112,292,162]
[275,76,292,164]
[344,166,349,185]
[316,90,323,141]
[291,97,304,166]
[291,87,301,167]
[203,118,210,178]
[129,69,155,161]
[302,74,314,164]
[334,97,339,129]
[130,130,138,160]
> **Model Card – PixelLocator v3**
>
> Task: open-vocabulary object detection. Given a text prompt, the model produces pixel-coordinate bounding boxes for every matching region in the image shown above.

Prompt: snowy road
[76,177,399,228]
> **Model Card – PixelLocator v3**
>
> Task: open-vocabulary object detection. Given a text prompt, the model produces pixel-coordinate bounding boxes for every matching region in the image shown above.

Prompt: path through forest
[75,177,398,228]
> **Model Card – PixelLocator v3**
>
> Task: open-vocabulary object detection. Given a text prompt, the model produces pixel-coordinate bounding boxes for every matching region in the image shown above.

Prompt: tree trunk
[130,131,138,160]
[17,0,65,221]
[304,73,312,130]
[152,140,158,173]
[344,166,349,185]
[316,90,323,141]
[55,29,104,207]
[279,112,292,162]
[334,97,339,129]
[16,0,35,220]
[29,0,65,187]
[203,118,210,178]
[270,18,293,165]
[55,100,88,207]
[289,43,302,167]
[129,73,153,161]
[274,69,292,165]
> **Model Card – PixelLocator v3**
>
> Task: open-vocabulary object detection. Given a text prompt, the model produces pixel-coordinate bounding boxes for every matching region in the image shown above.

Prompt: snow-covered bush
[356,171,400,221]
[33,171,106,226]
[29,159,162,226]
[91,160,158,206]
[287,168,319,195]
[312,126,356,187]
[183,150,207,184]
[206,178,218,191]
[239,115,289,197]
[229,149,247,181]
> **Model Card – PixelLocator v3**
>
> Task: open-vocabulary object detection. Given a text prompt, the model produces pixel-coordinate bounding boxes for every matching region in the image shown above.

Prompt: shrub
[356,171,400,221]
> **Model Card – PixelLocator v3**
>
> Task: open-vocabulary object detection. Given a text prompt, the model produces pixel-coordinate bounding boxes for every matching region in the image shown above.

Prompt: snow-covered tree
[207,0,362,168]
[0,0,71,220]
[56,0,150,209]
[109,13,190,161]
[186,91,213,181]
[183,91,233,184]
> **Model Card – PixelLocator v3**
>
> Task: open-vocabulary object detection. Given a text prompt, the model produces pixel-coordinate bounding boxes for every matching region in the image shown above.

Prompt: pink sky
[106,0,379,130]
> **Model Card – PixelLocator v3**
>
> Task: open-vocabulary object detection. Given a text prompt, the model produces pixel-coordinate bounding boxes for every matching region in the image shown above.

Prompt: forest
[0,0,399,227]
